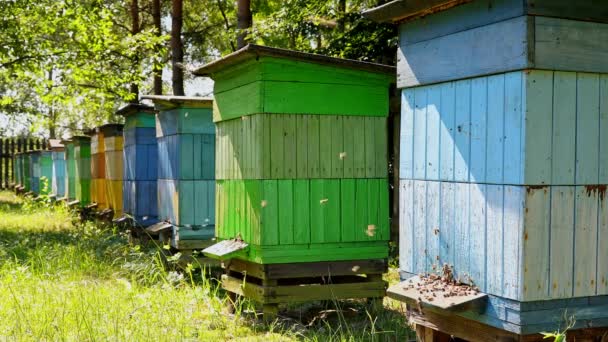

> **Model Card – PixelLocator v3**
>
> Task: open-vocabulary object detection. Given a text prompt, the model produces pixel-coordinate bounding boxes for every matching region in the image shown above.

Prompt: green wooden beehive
[195,45,395,264]
[72,136,91,205]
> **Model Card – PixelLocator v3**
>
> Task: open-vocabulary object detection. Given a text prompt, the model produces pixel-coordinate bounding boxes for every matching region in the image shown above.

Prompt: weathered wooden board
[216,179,389,262]
[216,114,387,180]
[398,15,608,88]
[210,56,393,122]
[535,17,608,75]
[397,16,529,88]
[399,179,608,301]
[401,70,608,185]
[388,276,487,310]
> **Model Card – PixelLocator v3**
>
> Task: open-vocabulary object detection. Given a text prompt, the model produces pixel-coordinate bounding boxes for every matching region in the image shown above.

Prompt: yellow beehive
[90,128,107,209]
[101,124,124,218]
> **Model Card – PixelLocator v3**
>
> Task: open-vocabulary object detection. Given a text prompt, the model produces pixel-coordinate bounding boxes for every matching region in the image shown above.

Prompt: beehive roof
[193,44,395,77]
[362,0,468,24]
[116,103,155,117]
[49,139,64,150]
[140,95,213,110]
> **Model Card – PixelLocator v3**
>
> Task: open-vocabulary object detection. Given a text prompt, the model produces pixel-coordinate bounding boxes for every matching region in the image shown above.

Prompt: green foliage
[1,0,167,136]
[252,0,397,64]
[540,314,575,342]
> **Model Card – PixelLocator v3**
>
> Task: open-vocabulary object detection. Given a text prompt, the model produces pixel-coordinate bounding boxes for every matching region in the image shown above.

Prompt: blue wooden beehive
[117,103,158,226]
[365,0,608,339]
[141,95,215,250]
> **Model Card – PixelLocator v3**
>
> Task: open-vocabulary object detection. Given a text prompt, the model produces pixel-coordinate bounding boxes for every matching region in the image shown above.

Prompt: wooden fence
[0,137,48,189]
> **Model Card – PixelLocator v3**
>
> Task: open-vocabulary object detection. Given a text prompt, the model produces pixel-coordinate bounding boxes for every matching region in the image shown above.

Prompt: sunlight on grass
[0,191,412,341]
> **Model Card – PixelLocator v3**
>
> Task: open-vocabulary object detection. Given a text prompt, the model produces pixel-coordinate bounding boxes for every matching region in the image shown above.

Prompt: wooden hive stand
[221,258,387,318]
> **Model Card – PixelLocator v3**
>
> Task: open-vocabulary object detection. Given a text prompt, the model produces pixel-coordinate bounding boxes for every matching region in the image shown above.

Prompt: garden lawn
[0,191,411,341]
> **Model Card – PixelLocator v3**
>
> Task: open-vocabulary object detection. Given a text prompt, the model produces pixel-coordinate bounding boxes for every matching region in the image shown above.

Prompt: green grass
[0,191,412,341]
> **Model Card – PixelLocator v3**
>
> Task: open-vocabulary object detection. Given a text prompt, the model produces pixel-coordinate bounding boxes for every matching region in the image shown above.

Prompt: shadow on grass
[224,296,413,341]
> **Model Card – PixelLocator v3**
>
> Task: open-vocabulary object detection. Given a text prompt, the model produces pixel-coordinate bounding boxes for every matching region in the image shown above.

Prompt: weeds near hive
[541,313,575,342]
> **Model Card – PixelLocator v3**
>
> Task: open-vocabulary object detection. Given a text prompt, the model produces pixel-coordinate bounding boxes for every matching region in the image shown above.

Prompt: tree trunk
[171,0,185,96]
[236,0,252,49]
[47,69,56,139]
[152,0,162,95]
[130,0,140,99]
[337,0,346,33]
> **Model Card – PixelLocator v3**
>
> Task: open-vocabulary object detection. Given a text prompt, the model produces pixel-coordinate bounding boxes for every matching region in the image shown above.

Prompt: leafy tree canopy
[1,0,396,138]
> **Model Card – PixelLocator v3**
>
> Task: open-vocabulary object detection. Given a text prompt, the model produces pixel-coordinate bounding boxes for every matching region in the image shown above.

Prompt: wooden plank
[439,182,454,268]
[295,115,308,178]
[234,117,243,180]
[374,117,387,177]
[330,115,344,178]
[598,190,608,295]
[261,115,272,179]
[278,180,294,245]
[469,77,487,183]
[413,87,427,179]
[292,179,310,244]
[397,16,529,88]
[202,133,215,180]
[503,72,524,185]
[387,276,488,310]
[310,180,324,244]
[573,185,599,297]
[353,115,366,178]
[307,114,320,178]
[319,115,332,178]
[454,182,469,281]
[535,17,608,75]
[413,180,426,274]
[261,180,279,245]
[262,81,390,118]
[364,117,376,178]
[486,185,503,296]
[439,83,455,181]
[575,73,600,184]
[400,179,414,274]
[528,0,608,23]
[400,89,415,179]
[551,71,577,185]
[248,180,262,246]
[270,115,284,179]
[378,179,390,242]
[426,87,441,181]
[283,115,297,179]
[454,79,471,182]
[426,181,440,270]
[341,179,356,242]
[524,71,553,185]
[399,0,525,45]
[366,179,381,242]
[222,274,386,304]
[600,75,608,184]
[522,186,550,300]
[179,180,195,225]
[355,178,369,242]
[406,308,521,342]
[486,74,504,184]
[469,183,486,290]
[549,186,575,298]
[265,259,387,279]
[325,180,341,243]
[342,116,355,178]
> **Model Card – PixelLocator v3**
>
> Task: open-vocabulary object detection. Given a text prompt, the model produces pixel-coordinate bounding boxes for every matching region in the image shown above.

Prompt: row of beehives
[11,45,396,267]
